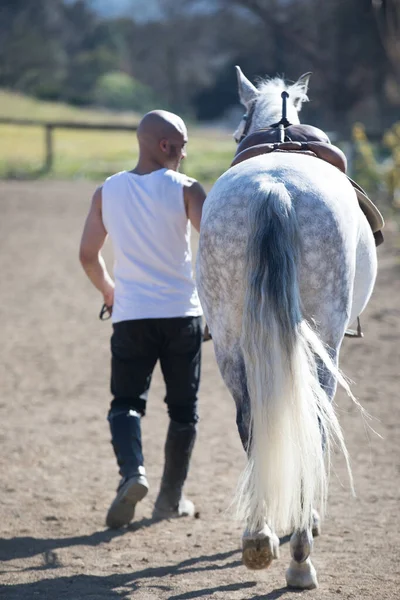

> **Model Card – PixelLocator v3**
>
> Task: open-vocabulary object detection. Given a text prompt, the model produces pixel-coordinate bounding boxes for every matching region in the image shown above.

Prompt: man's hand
[103,285,115,310]
[79,186,114,303]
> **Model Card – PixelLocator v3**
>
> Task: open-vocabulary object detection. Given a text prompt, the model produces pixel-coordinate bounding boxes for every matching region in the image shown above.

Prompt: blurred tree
[0,0,122,103]
[373,0,400,83]
[191,0,389,130]
[94,71,157,110]
[122,5,235,114]
[0,0,396,129]
[0,0,66,98]
[60,0,120,104]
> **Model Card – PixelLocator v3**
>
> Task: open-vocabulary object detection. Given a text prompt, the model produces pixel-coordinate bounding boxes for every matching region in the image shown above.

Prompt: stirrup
[344,316,363,338]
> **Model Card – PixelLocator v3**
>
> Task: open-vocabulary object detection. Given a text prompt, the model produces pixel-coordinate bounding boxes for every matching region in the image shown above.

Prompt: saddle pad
[348,177,385,233]
[236,124,330,154]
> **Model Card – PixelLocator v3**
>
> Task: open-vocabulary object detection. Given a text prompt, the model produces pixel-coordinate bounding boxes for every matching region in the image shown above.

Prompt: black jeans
[109,317,202,424]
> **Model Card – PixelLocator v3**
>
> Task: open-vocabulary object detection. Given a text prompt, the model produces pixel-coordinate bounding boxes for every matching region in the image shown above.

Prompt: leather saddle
[231,124,384,246]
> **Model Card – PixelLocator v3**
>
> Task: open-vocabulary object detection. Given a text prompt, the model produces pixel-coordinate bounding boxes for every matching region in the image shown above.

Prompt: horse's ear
[235,65,259,106]
[291,72,312,109]
[296,72,312,94]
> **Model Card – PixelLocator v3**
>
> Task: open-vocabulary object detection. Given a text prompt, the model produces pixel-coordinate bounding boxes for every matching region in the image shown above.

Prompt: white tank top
[102,169,202,323]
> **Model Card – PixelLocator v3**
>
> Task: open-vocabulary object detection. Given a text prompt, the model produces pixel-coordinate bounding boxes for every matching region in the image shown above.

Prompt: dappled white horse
[196,68,378,589]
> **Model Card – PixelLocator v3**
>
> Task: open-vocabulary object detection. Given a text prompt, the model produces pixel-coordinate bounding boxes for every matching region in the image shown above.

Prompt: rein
[270,91,291,142]
[238,91,292,144]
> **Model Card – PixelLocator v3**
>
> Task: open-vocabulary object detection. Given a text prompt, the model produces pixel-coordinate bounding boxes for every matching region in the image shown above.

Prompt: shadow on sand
[0,523,293,599]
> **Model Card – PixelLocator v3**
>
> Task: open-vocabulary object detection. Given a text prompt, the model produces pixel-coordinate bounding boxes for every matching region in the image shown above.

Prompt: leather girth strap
[231,125,384,246]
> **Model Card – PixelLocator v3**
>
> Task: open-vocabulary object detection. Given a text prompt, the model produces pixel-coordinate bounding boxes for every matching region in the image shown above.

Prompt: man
[79,110,206,529]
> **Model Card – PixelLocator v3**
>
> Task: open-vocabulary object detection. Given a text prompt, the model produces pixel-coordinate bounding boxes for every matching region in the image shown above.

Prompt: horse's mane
[256,77,309,111]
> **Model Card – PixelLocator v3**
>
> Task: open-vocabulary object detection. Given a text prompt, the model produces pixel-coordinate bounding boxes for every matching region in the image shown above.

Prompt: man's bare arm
[183,180,207,232]
[79,186,115,307]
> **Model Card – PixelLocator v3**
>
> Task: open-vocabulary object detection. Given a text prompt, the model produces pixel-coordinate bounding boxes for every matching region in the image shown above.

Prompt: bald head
[135,110,188,172]
[137,110,187,145]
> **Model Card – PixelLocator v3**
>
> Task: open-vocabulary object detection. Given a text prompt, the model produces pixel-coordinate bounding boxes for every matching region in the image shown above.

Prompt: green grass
[0,90,235,184]
[0,89,141,124]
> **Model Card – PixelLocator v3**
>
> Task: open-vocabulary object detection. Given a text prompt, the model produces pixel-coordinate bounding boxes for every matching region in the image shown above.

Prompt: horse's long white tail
[237,180,353,534]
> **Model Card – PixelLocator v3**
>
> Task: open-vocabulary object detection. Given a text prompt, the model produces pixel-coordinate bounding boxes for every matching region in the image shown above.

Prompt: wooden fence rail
[0,117,138,172]
[0,116,385,178]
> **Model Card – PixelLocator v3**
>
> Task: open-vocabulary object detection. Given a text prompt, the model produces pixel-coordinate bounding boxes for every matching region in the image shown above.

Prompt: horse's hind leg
[238,405,280,570]
[286,528,318,589]
[216,346,280,570]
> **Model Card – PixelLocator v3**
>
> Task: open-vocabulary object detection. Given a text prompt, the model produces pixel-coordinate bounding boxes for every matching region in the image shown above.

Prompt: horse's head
[233,67,312,143]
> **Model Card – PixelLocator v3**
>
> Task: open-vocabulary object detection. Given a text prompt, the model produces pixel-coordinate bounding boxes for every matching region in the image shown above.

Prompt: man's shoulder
[102,171,129,197]
[104,170,128,185]
[164,169,197,188]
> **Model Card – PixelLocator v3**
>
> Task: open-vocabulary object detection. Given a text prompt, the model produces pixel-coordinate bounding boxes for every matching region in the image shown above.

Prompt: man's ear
[160,139,168,153]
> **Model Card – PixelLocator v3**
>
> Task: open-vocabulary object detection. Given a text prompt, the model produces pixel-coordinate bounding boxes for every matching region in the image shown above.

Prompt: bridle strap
[238,101,256,143]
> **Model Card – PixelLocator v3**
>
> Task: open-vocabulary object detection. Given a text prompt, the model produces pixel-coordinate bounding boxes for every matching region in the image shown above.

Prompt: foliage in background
[93,72,158,111]
[352,121,400,216]
[383,122,400,208]
[0,0,398,131]
[352,123,382,193]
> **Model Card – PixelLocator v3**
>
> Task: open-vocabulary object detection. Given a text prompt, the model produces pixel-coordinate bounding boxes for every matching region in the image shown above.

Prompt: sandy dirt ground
[0,181,399,600]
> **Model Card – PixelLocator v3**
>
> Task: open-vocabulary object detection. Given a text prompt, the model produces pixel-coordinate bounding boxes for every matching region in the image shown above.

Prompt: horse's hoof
[242,538,274,570]
[242,528,280,570]
[286,557,318,589]
[312,509,321,537]
[290,529,313,563]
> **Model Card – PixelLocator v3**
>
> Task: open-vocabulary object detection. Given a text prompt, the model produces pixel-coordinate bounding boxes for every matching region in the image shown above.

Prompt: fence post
[45,125,53,172]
